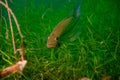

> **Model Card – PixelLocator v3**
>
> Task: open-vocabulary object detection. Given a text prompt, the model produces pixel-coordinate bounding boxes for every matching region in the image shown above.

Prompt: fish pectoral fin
[56,42,61,47]
[56,37,59,41]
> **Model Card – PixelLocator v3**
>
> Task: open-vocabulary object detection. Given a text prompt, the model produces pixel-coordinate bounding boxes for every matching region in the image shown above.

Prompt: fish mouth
[47,44,55,48]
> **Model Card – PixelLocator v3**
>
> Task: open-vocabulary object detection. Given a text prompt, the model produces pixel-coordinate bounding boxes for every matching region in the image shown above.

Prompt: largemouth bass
[47,3,80,48]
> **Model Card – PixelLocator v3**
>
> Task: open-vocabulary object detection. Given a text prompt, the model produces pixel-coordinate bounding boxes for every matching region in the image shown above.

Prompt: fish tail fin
[71,2,80,18]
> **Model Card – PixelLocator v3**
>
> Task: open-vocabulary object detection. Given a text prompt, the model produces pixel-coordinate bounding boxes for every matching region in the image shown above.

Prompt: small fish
[47,3,80,48]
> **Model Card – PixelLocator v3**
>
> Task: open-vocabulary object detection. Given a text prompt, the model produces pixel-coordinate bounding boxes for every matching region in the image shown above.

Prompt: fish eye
[56,37,59,40]
[56,42,60,47]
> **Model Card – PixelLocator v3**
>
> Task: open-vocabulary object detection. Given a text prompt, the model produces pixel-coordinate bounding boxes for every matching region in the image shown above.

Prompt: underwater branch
[0,0,23,39]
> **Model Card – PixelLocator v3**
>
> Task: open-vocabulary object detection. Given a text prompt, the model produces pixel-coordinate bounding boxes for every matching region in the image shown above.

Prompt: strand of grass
[1,15,9,42]
[0,50,10,59]
[2,16,9,40]
[0,50,18,65]
[50,49,55,61]
[106,28,112,40]
[87,16,93,26]
[2,57,13,65]
[2,16,8,27]
[95,58,114,69]
[115,31,119,54]
[0,50,18,60]
[0,50,13,65]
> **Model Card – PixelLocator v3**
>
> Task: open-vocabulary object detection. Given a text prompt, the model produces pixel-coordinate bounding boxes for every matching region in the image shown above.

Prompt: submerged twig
[0,60,27,79]
[2,16,9,40]
[0,0,23,39]
[0,0,27,78]
[4,0,25,60]
[0,0,24,55]
[5,0,16,54]
[16,39,25,61]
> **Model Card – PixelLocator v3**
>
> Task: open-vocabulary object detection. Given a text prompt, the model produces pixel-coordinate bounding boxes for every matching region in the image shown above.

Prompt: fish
[47,2,80,48]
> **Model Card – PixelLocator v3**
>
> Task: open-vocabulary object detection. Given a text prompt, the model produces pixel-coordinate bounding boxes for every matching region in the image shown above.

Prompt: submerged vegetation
[0,0,120,80]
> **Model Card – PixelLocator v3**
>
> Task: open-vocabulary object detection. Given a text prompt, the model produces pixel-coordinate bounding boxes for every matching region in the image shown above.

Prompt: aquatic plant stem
[5,0,16,54]
[0,1,23,39]
[0,0,25,55]
[0,1,27,78]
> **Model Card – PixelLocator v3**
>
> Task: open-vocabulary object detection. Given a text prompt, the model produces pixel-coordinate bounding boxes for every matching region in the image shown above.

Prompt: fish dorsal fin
[70,2,80,18]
